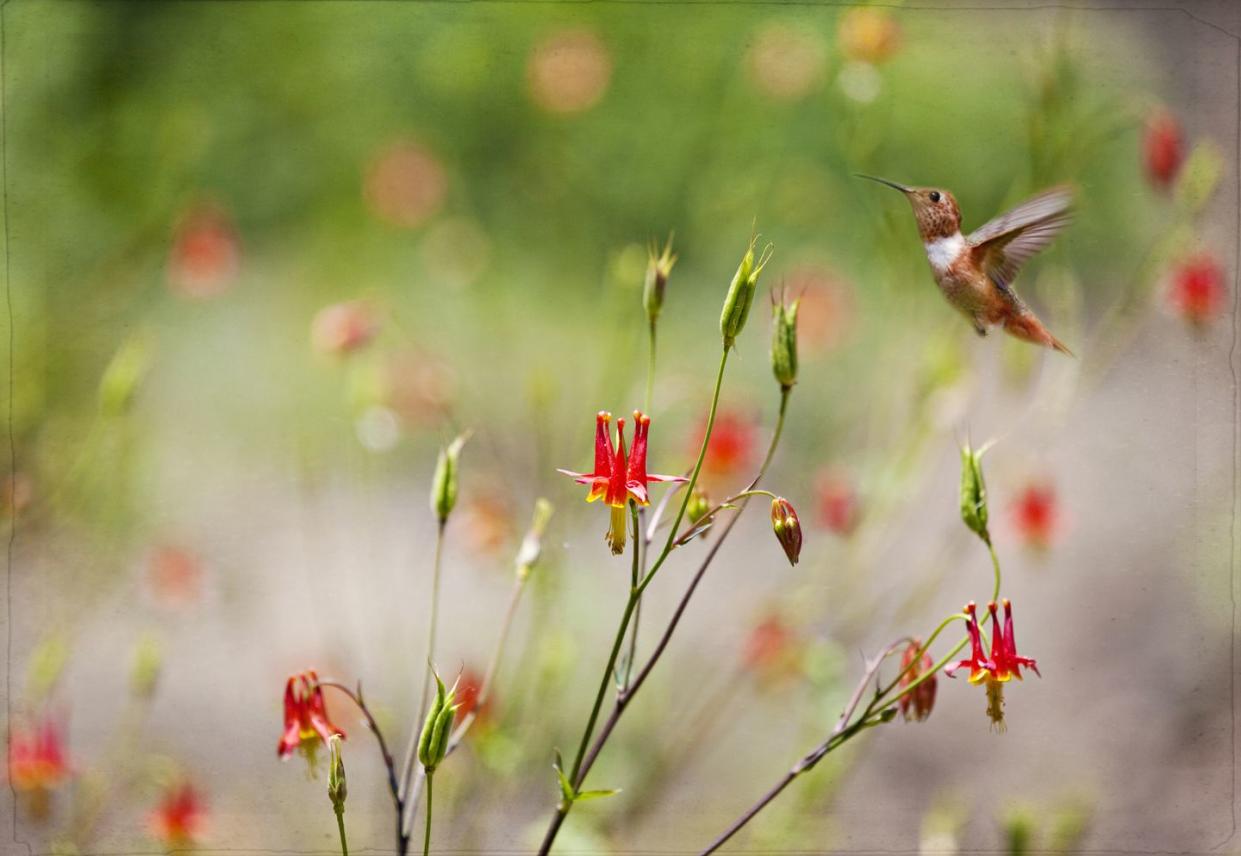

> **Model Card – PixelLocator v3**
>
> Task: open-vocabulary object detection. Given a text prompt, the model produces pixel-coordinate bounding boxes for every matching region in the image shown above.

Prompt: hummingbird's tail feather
[1001,310,1075,357]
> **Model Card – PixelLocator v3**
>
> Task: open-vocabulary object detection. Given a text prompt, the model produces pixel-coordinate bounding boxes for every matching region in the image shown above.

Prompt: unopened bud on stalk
[515,498,554,580]
[431,434,468,523]
[959,441,991,545]
[417,670,460,774]
[897,639,936,722]
[687,486,712,525]
[720,235,774,351]
[770,497,802,566]
[327,734,347,811]
[643,235,677,324]
[770,291,800,390]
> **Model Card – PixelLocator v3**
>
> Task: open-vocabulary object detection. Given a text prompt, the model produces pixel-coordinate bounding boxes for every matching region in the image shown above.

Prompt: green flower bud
[515,498,554,580]
[417,670,460,773]
[130,635,162,700]
[327,733,347,811]
[430,434,468,523]
[720,235,774,351]
[687,486,712,525]
[770,292,799,390]
[642,236,677,324]
[959,442,992,544]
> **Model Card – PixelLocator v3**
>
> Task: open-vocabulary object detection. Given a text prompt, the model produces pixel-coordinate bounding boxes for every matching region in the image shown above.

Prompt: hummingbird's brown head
[856,176,962,241]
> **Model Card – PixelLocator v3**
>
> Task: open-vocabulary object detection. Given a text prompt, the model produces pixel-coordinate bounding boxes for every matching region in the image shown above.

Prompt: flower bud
[897,639,936,722]
[417,670,459,774]
[770,497,802,566]
[687,486,712,525]
[720,236,774,351]
[959,442,990,545]
[327,734,347,812]
[770,292,800,390]
[642,236,676,325]
[515,498,554,580]
[430,434,468,523]
[130,635,162,700]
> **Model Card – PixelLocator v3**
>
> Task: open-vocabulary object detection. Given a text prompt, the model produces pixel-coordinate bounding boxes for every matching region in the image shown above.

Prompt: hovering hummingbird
[858,176,1074,356]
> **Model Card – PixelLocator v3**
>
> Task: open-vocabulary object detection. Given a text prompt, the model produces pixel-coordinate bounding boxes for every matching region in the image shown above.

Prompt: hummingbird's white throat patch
[924,232,966,273]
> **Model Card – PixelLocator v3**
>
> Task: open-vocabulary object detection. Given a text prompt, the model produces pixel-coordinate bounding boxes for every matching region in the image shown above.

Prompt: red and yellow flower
[149,781,207,848]
[9,712,69,794]
[277,670,345,766]
[559,411,684,555]
[945,601,1039,731]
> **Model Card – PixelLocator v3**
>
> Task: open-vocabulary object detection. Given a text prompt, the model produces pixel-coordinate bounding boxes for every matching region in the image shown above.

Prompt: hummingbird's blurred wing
[967,186,1073,291]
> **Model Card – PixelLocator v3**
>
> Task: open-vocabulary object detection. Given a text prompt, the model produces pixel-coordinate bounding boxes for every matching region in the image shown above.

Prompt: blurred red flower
[527,29,612,114]
[10,711,69,823]
[741,614,801,681]
[149,781,206,848]
[898,639,936,722]
[784,266,855,354]
[278,670,345,763]
[167,203,240,299]
[311,300,381,357]
[696,409,756,478]
[1166,253,1228,327]
[454,667,493,731]
[1143,109,1184,190]
[747,24,826,101]
[463,495,515,557]
[364,139,447,229]
[148,545,204,609]
[815,469,859,535]
[1010,481,1060,549]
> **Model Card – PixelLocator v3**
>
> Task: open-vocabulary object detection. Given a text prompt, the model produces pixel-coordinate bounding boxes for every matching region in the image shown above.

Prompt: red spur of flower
[988,599,1040,682]
[559,410,685,554]
[277,670,346,764]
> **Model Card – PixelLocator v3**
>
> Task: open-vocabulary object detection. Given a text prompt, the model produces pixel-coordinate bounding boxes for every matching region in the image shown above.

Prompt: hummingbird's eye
[929,190,941,203]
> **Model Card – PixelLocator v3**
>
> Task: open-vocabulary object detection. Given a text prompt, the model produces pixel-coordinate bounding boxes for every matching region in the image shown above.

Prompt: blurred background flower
[526,28,613,114]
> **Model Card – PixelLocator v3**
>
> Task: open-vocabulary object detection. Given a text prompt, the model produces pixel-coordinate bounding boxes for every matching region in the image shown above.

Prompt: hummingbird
[858,175,1074,356]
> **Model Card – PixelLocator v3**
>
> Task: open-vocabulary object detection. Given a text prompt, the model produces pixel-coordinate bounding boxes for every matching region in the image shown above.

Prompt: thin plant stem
[400,520,448,801]
[335,809,349,856]
[538,349,731,856]
[623,510,644,689]
[422,774,434,856]
[645,319,657,414]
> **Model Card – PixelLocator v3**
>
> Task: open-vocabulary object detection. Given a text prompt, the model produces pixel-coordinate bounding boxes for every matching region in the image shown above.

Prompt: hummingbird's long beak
[854,174,911,193]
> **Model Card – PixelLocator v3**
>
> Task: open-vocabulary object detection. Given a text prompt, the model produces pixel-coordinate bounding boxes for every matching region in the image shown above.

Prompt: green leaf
[575,788,622,802]
[552,750,574,803]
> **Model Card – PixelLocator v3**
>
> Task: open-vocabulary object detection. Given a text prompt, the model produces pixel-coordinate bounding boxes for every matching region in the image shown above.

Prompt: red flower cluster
[9,712,69,793]
[278,671,345,764]
[149,781,207,847]
[1143,109,1184,190]
[945,601,1039,730]
[1167,254,1228,327]
[559,411,683,554]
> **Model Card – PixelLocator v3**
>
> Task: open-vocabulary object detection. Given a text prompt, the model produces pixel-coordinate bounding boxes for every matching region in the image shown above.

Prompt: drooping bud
[959,441,991,545]
[770,497,802,566]
[770,291,800,390]
[431,434,468,523]
[720,235,774,351]
[687,486,712,525]
[515,498,554,580]
[897,639,936,722]
[642,235,676,324]
[327,734,347,812]
[417,670,460,774]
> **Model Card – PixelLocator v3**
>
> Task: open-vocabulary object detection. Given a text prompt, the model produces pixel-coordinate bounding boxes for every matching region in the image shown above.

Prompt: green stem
[400,520,447,800]
[335,809,349,856]
[422,774,433,856]
[645,319,657,414]
[623,507,644,689]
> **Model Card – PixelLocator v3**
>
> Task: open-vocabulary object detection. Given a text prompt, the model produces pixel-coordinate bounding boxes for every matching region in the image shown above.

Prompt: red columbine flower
[898,639,936,722]
[277,671,345,766]
[9,712,69,795]
[1011,481,1060,549]
[1143,109,1184,190]
[559,411,683,555]
[1167,254,1228,327]
[149,781,206,848]
[946,601,1039,731]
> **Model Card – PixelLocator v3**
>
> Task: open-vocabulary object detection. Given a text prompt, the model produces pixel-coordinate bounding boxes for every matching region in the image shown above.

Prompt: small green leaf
[552,750,574,803]
[575,788,622,802]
